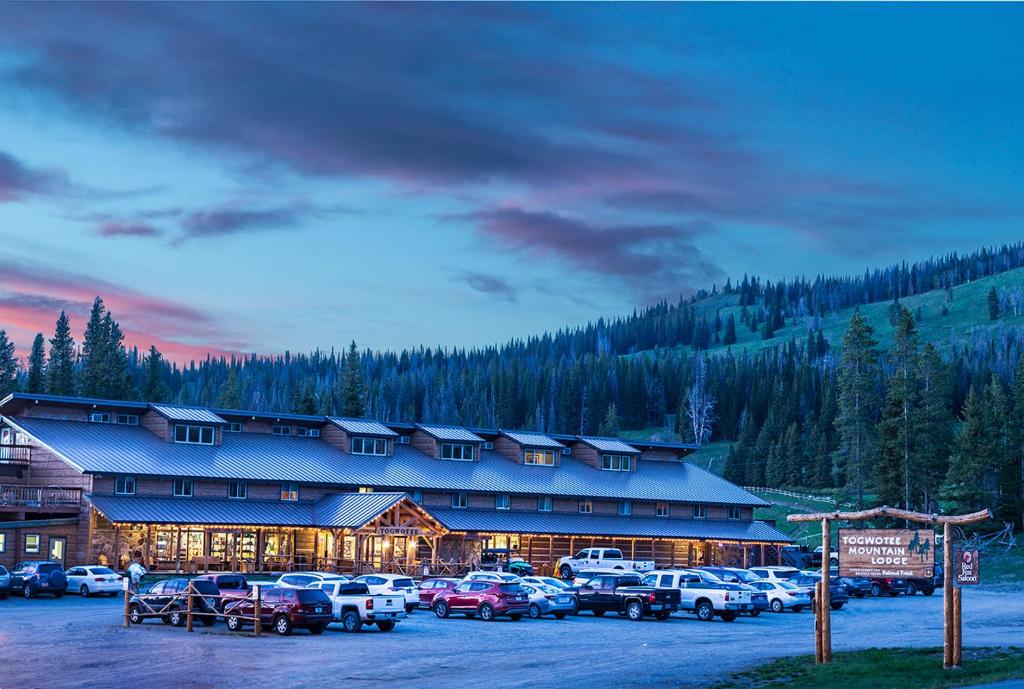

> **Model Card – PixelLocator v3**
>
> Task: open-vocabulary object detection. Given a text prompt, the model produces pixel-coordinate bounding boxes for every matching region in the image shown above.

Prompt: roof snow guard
[578,436,640,454]
[415,424,485,443]
[328,418,399,437]
[149,404,227,425]
[500,430,565,449]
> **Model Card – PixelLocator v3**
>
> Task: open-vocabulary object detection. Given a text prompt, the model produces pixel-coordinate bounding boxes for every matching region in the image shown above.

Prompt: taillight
[366,598,374,610]
[724,592,730,601]
[94,577,106,582]
[647,592,656,602]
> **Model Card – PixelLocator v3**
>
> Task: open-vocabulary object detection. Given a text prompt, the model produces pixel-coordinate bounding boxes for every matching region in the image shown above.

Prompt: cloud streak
[461,272,518,302]
[0,150,67,202]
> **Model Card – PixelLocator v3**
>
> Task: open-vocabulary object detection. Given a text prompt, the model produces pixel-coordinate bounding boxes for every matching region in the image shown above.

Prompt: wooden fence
[123,582,265,637]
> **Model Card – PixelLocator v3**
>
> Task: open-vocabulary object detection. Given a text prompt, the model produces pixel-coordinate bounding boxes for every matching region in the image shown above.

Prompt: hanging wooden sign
[954,549,980,585]
[837,528,935,579]
[377,526,425,536]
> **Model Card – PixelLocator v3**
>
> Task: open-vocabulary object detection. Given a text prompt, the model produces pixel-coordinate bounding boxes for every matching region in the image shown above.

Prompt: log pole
[123,585,130,628]
[821,517,832,663]
[943,522,953,668]
[186,581,194,632]
[952,586,963,668]
[254,586,262,638]
[814,580,823,663]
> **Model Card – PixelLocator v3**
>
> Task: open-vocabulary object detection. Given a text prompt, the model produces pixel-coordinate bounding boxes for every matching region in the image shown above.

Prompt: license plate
[556,596,571,604]
[315,607,323,613]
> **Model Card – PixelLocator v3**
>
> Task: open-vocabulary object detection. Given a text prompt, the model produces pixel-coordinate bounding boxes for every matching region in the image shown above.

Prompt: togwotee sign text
[837,528,935,579]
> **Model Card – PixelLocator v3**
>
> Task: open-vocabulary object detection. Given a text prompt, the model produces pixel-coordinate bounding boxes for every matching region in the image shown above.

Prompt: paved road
[0,588,1021,689]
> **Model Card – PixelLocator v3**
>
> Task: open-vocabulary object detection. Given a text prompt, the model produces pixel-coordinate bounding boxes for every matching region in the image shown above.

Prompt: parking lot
[1,587,1021,689]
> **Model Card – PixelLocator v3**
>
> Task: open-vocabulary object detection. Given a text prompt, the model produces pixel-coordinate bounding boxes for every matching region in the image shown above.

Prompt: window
[351,436,388,456]
[228,481,247,499]
[272,425,291,436]
[308,428,321,438]
[693,505,707,519]
[398,435,411,444]
[89,412,110,423]
[618,500,632,516]
[523,449,555,466]
[656,502,670,517]
[410,489,422,503]
[173,479,194,497]
[440,443,475,461]
[24,534,40,554]
[451,492,468,509]
[482,441,494,450]
[173,424,215,445]
[280,482,299,501]
[601,454,631,471]
[727,505,741,520]
[114,475,136,495]
[578,499,593,514]
[225,422,243,433]
[0,533,5,553]
[295,427,309,437]
[495,494,510,510]
[537,496,553,512]
[116,414,139,425]
[561,446,572,456]
[358,486,374,493]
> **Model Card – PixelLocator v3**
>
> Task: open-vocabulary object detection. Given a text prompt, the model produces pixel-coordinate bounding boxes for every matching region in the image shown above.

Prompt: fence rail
[0,485,82,508]
[744,486,853,507]
[123,583,265,636]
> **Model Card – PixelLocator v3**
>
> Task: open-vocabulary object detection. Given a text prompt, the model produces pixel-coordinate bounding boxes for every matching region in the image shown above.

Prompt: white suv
[353,574,419,613]
[748,566,801,583]
[273,572,350,589]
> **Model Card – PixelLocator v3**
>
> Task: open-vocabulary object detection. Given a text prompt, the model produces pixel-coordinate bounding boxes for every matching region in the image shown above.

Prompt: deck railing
[0,485,82,508]
[0,444,32,465]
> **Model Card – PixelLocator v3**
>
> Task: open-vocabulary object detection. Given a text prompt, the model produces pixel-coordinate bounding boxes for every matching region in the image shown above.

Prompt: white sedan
[463,571,523,584]
[65,565,123,597]
[752,580,811,613]
[353,574,419,613]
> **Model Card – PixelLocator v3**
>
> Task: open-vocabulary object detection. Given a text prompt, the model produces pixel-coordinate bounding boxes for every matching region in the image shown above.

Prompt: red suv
[417,578,459,609]
[432,580,530,621]
[224,586,333,635]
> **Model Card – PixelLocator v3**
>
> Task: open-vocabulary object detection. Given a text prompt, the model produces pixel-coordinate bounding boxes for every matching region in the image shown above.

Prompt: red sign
[955,549,980,586]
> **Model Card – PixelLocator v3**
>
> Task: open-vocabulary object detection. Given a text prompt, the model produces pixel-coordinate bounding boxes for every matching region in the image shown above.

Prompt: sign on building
[837,528,935,579]
[376,526,425,536]
[955,549,980,586]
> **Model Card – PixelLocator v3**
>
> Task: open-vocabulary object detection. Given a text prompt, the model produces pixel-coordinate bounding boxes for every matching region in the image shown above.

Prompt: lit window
[272,425,291,436]
[579,500,593,514]
[618,500,632,516]
[537,496,553,512]
[495,494,510,510]
[352,437,388,456]
[693,505,707,519]
[228,481,247,500]
[440,443,475,461]
[116,414,139,425]
[601,454,631,471]
[225,422,243,433]
[280,482,299,502]
[727,505,741,520]
[89,412,110,424]
[0,532,5,553]
[451,492,468,509]
[358,486,374,493]
[173,479,194,497]
[524,449,555,466]
[115,476,136,495]
[24,534,40,554]
[656,502,670,517]
[173,424,215,445]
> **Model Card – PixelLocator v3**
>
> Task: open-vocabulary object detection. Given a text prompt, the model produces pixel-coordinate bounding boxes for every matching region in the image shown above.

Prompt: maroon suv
[224,586,333,635]
[417,578,460,609]
[432,580,530,621]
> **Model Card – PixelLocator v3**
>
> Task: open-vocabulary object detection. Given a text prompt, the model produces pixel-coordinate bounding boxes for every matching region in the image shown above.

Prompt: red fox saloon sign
[837,528,935,579]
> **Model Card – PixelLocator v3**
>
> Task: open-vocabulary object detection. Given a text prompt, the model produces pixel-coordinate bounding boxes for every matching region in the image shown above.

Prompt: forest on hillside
[0,242,1022,526]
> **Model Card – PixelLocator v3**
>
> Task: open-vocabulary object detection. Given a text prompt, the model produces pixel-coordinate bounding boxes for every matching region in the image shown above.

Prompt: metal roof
[8,417,768,506]
[578,436,640,454]
[416,424,485,443]
[212,408,327,424]
[313,492,406,527]
[149,404,227,425]
[328,418,399,437]
[500,430,565,449]
[429,509,792,543]
[0,392,148,411]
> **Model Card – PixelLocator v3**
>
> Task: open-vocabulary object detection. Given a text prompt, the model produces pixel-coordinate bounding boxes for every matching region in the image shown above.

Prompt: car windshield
[542,578,568,588]
[38,564,61,573]
[297,589,330,604]
[90,567,116,575]
[392,578,415,588]
[536,585,559,595]
[498,584,525,594]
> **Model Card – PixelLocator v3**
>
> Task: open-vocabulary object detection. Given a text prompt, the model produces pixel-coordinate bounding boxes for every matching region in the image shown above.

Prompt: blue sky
[0,3,1021,361]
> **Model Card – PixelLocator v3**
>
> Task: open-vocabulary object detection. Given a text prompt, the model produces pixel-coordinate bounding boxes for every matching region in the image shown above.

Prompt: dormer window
[440,443,475,461]
[578,499,593,514]
[225,422,243,433]
[272,425,291,436]
[295,427,309,437]
[116,414,139,425]
[352,437,388,456]
[600,454,632,472]
[524,449,555,466]
[89,412,111,423]
[656,501,670,517]
[451,491,468,509]
[174,424,214,445]
[280,482,299,501]
[115,475,136,495]
[173,478,194,497]
[692,505,707,519]
[727,506,741,520]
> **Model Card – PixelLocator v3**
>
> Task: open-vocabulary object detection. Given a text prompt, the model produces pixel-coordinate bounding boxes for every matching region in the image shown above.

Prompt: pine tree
[983,376,1016,524]
[916,344,953,512]
[834,311,879,507]
[46,311,76,396]
[942,386,994,514]
[723,314,737,346]
[297,383,318,416]
[341,341,365,417]
[876,307,919,509]
[219,367,243,408]
[142,346,168,401]
[80,297,109,397]
[26,333,46,393]
[1010,356,1024,529]
[103,314,130,399]
[0,330,16,397]
[598,402,621,436]
[987,287,1000,320]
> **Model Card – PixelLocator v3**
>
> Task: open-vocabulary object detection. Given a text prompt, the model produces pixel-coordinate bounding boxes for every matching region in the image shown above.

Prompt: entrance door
[49,537,67,565]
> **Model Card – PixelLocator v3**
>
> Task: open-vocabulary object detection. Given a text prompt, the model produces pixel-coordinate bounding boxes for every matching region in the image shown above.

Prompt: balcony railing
[0,485,82,509]
[0,444,32,465]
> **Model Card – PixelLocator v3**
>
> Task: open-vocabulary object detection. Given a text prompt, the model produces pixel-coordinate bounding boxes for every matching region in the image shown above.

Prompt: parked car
[642,570,751,622]
[751,580,811,613]
[353,574,419,613]
[194,573,251,610]
[576,572,681,621]
[748,566,801,583]
[273,572,349,589]
[8,561,67,599]
[310,579,405,632]
[128,578,219,626]
[698,567,769,616]
[416,578,460,609]
[811,546,840,568]
[519,583,576,619]
[570,568,638,587]
[225,586,333,635]
[0,564,9,599]
[464,570,524,584]
[870,577,907,597]
[521,575,579,611]
[65,565,123,597]
[792,573,849,610]
[838,576,872,598]
[905,567,940,596]
[479,548,535,577]
[557,548,655,579]
[432,580,530,621]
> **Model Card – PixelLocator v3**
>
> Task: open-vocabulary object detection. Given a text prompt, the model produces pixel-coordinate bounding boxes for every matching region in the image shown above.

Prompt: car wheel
[406,604,416,614]
[376,620,396,632]
[201,613,216,627]
[830,603,845,611]
[654,611,671,621]
[905,582,917,596]
[341,610,363,633]
[626,601,644,621]
[592,610,605,617]
[308,622,327,635]
[433,601,450,619]
[23,585,35,600]
[529,603,543,619]
[559,565,574,579]
[129,605,143,625]
[479,603,495,621]
[226,615,242,632]
[169,609,186,627]
[696,601,715,621]
[922,587,935,596]
[53,591,64,599]
[719,611,737,622]
[870,583,882,597]
[553,612,567,620]
[274,615,293,636]
[80,584,90,598]
[770,599,784,613]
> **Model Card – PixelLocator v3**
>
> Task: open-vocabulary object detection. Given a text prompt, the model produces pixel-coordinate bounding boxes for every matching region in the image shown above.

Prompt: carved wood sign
[376,527,425,536]
[837,528,935,579]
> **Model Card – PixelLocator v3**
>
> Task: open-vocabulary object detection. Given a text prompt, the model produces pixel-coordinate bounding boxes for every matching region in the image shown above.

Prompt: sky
[0,3,1021,362]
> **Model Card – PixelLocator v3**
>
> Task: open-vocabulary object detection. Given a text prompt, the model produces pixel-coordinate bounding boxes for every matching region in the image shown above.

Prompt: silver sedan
[520,583,576,619]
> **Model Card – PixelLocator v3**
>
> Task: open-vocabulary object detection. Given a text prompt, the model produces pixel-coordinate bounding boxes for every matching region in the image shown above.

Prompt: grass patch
[975,547,1024,586]
[712,647,1024,689]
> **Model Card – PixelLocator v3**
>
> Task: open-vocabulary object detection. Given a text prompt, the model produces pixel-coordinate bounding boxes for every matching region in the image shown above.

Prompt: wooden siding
[639,449,682,463]
[410,430,438,459]
[140,411,169,441]
[321,423,351,453]
[0,521,86,569]
[492,436,521,463]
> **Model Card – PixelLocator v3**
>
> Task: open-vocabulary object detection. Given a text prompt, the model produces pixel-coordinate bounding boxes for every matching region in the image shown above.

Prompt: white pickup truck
[311,580,406,632]
[557,548,655,579]
[641,569,753,622]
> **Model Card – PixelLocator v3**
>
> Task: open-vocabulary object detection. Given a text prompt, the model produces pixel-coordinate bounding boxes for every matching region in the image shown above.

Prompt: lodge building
[0,393,791,575]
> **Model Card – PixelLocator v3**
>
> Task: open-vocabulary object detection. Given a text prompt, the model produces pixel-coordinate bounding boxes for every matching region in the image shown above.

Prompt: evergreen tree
[46,311,76,396]
[916,344,953,512]
[0,330,16,397]
[987,286,1000,320]
[80,297,109,397]
[341,341,365,417]
[723,314,737,346]
[942,386,994,514]
[103,314,130,399]
[597,402,621,436]
[297,383,318,416]
[1010,356,1024,529]
[983,376,1016,524]
[142,346,168,401]
[834,311,879,507]
[219,368,243,408]
[876,307,919,509]
[26,333,46,393]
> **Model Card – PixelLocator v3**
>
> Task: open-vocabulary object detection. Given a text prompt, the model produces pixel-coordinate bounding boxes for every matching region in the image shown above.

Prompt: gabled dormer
[145,404,227,445]
[495,430,565,466]
[413,424,484,461]
[325,417,399,456]
[574,436,640,472]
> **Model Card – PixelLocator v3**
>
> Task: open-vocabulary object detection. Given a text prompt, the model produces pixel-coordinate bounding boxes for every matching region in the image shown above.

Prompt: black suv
[9,561,67,599]
[128,578,220,627]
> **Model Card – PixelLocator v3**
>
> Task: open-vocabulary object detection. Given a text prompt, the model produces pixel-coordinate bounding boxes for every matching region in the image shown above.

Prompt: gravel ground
[0,588,1021,689]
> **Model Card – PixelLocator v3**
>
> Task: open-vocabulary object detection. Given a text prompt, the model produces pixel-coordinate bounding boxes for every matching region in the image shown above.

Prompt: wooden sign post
[788,506,991,670]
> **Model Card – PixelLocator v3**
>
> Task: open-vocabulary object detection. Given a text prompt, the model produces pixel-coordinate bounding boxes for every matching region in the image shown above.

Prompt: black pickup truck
[576,572,681,621]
